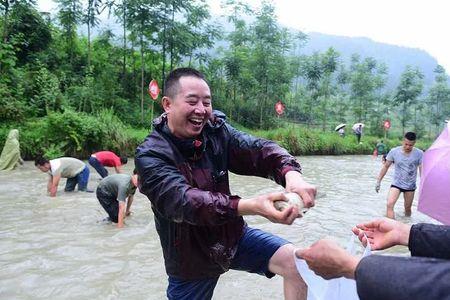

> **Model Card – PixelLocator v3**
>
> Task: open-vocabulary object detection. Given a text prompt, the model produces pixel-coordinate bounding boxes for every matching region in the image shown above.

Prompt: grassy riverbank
[1,113,433,159]
[243,124,433,156]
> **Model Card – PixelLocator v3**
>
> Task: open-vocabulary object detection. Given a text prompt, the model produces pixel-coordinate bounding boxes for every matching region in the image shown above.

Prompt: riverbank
[1,113,433,159]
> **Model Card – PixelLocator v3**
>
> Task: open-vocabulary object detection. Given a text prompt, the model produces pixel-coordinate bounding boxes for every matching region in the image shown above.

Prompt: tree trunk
[122,0,126,86]
[140,32,145,123]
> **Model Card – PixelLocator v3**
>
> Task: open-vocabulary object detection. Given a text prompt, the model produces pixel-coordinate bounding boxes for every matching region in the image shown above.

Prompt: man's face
[402,138,415,153]
[37,163,50,173]
[164,76,212,139]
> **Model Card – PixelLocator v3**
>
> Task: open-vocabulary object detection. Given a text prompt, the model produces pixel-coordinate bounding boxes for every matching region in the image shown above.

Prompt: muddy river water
[0,156,435,299]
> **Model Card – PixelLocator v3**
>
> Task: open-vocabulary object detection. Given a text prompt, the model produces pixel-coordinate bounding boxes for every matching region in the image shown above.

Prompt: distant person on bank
[96,171,138,228]
[375,140,387,157]
[35,157,92,197]
[0,129,24,171]
[88,151,128,178]
[375,132,423,219]
[354,124,363,144]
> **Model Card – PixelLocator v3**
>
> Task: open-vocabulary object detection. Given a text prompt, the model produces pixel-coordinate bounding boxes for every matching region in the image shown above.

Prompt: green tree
[427,65,450,135]
[394,65,424,134]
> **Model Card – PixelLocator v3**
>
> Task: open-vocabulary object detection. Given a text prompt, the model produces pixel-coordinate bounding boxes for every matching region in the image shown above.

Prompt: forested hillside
[1,0,449,158]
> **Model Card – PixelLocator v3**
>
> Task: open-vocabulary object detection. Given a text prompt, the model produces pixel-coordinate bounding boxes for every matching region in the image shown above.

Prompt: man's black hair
[120,156,128,165]
[34,156,49,166]
[133,168,138,175]
[163,67,207,98]
[404,131,416,141]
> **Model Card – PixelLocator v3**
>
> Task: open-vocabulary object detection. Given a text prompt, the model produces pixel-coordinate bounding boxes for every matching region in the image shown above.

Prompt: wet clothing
[89,151,122,178]
[135,110,302,280]
[390,184,415,193]
[96,174,136,222]
[167,227,289,300]
[356,223,450,300]
[0,129,22,171]
[386,146,423,190]
[49,157,89,191]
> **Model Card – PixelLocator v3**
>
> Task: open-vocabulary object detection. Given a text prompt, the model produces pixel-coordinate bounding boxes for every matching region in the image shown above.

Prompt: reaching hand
[375,181,381,193]
[238,192,300,225]
[285,171,317,208]
[296,239,360,279]
[352,218,411,250]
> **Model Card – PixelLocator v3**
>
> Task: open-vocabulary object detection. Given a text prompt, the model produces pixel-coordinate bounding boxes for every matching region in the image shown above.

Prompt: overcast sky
[38,0,450,72]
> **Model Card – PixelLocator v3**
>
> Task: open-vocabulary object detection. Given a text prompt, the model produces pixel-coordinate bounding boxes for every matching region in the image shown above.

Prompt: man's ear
[162,96,172,113]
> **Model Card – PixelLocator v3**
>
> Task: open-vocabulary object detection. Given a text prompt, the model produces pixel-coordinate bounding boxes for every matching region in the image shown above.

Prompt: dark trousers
[88,156,108,178]
[65,166,90,191]
[96,189,119,223]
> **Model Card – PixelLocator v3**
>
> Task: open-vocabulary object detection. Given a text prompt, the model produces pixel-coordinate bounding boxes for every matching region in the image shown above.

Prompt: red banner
[384,120,391,130]
[275,101,285,116]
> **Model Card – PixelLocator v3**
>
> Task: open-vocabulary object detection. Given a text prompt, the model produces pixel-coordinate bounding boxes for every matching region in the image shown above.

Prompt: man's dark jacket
[356,223,450,300]
[135,111,301,279]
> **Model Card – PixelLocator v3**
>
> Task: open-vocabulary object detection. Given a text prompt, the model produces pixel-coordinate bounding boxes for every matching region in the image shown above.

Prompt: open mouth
[189,118,204,127]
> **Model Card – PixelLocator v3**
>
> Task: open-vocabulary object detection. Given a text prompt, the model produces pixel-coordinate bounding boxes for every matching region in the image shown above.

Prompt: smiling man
[135,67,317,300]
[375,131,423,219]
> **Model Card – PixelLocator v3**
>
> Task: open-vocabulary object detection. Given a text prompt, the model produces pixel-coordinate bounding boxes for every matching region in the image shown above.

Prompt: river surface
[0,156,436,299]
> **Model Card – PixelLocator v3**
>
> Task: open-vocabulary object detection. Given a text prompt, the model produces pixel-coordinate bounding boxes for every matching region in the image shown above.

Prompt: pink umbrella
[418,123,450,224]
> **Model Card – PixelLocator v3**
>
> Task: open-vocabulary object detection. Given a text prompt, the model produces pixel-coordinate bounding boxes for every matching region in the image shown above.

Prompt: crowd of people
[1,67,447,300]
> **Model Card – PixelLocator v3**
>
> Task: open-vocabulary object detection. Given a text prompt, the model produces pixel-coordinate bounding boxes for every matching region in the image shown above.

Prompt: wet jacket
[356,223,450,300]
[135,111,302,279]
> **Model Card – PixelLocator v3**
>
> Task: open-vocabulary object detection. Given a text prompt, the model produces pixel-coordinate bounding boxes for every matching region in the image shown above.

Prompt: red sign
[275,101,285,116]
[148,80,160,100]
[384,120,391,130]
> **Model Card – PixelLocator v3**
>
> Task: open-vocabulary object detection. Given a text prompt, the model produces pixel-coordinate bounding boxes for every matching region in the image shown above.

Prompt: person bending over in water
[135,67,317,300]
[96,170,138,228]
[375,132,423,219]
[296,218,450,300]
[88,150,128,178]
[35,156,92,197]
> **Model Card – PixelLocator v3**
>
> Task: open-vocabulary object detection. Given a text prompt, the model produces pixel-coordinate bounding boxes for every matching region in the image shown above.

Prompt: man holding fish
[135,67,316,300]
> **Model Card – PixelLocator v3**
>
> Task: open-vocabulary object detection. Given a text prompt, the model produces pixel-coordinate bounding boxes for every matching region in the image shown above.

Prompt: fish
[274,192,309,217]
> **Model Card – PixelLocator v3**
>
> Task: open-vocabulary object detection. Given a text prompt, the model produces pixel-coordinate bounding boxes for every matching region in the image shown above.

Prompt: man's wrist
[344,256,361,279]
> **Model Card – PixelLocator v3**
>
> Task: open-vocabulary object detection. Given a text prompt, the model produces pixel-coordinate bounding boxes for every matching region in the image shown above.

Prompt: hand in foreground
[375,181,380,193]
[238,192,300,225]
[296,239,360,279]
[285,171,317,208]
[352,218,411,250]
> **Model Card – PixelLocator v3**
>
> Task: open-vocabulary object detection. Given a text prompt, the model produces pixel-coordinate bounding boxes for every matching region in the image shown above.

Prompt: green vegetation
[0,1,447,159]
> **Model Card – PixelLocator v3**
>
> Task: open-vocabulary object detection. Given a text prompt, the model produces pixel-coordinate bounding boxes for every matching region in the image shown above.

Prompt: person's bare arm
[377,160,392,182]
[117,202,126,228]
[125,195,134,216]
[114,166,123,174]
[376,160,392,192]
[49,174,61,197]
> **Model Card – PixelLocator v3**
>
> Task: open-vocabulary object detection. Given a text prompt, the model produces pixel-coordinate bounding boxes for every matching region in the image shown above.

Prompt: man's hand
[296,239,360,279]
[375,181,381,193]
[285,171,317,208]
[352,218,411,250]
[238,192,300,225]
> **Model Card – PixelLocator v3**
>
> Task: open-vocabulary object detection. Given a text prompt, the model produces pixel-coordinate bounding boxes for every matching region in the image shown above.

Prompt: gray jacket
[355,223,450,300]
